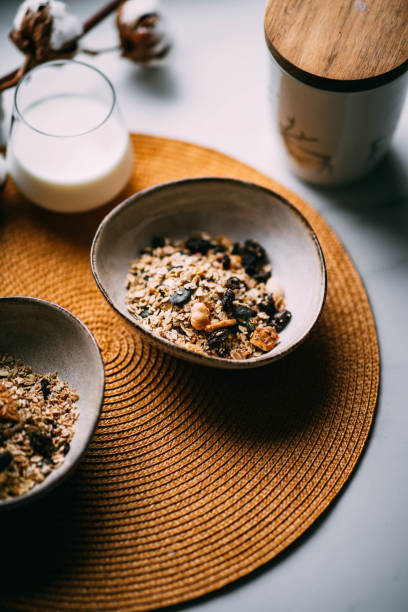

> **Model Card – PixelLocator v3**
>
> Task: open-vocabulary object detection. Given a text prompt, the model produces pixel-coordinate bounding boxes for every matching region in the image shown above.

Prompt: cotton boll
[116,0,171,65]
[11,1,81,64]
[14,1,82,50]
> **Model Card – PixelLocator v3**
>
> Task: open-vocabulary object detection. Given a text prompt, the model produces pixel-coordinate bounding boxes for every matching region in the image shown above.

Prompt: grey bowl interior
[91,178,326,368]
[0,297,104,510]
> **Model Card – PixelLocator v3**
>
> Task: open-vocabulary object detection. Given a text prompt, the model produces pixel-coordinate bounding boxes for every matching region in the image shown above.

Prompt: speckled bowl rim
[91,177,327,369]
[0,296,105,511]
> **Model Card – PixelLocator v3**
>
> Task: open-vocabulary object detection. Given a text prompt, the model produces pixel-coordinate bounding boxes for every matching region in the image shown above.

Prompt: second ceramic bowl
[91,177,326,369]
[0,297,104,510]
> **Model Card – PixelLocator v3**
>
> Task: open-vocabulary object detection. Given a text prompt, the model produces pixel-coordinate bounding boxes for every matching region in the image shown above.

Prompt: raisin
[241,252,258,275]
[222,254,231,270]
[232,242,241,255]
[253,270,271,283]
[185,236,212,255]
[170,287,192,306]
[234,305,252,320]
[245,321,255,337]
[139,307,150,318]
[40,378,51,401]
[244,239,266,263]
[207,327,231,349]
[213,244,226,253]
[241,239,268,276]
[151,236,165,248]
[258,294,276,317]
[0,449,12,472]
[225,276,241,290]
[221,288,235,312]
[271,310,292,332]
[29,430,54,458]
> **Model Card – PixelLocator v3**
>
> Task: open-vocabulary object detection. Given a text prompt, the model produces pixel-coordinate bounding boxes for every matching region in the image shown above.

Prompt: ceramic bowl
[91,177,326,369]
[0,297,104,510]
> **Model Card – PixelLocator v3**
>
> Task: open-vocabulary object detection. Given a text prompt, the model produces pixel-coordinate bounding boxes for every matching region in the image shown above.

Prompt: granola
[0,353,79,500]
[125,233,292,360]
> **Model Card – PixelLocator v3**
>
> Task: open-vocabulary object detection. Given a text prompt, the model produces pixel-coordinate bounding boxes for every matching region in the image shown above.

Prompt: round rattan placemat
[0,134,379,612]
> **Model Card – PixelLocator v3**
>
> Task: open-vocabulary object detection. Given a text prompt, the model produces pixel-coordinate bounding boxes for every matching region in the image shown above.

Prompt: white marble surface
[1,1,408,611]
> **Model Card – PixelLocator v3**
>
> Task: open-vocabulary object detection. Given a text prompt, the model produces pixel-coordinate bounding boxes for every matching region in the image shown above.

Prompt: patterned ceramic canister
[264,0,408,186]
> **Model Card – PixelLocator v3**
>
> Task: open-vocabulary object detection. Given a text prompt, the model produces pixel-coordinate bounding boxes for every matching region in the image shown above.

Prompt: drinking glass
[7,60,133,213]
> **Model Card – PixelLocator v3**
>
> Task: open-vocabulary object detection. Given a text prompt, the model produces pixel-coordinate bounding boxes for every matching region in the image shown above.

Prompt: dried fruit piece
[250,326,279,352]
[221,254,231,270]
[29,430,54,458]
[151,235,165,248]
[0,450,13,473]
[245,321,255,338]
[225,276,241,290]
[253,270,271,283]
[170,287,192,306]
[241,239,267,276]
[221,288,235,313]
[258,294,276,317]
[271,310,292,332]
[185,236,212,255]
[40,378,51,400]
[243,239,266,261]
[207,327,231,349]
[234,305,253,320]
[190,302,210,330]
[241,252,257,275]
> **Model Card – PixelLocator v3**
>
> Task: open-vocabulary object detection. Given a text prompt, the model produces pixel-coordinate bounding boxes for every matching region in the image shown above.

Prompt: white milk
[7,95,133,213]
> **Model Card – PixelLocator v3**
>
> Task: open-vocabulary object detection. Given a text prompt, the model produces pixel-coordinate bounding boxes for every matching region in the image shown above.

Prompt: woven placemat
[0,134,379,611]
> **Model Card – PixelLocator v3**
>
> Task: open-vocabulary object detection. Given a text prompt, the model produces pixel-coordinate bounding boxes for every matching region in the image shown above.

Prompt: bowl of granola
[91,177,326,369]
[0,297,104,509]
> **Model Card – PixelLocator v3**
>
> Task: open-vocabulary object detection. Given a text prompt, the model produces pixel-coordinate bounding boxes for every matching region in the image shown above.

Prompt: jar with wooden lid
[264,0,408,185]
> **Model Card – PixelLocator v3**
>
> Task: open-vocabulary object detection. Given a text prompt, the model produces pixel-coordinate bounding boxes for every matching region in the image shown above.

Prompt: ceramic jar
[264,0,408,186]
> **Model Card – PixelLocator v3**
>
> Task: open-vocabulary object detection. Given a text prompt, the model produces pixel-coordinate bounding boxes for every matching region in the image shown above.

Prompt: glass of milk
[7,60,133,213]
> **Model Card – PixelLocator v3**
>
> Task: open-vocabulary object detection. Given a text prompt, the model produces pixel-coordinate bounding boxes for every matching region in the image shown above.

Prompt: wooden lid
[264,0,408,92]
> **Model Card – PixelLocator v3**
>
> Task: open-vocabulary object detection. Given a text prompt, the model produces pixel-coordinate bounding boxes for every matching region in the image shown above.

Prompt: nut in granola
[190,302,211,330]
